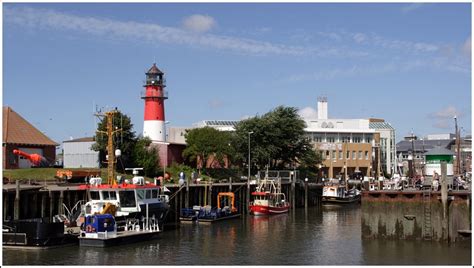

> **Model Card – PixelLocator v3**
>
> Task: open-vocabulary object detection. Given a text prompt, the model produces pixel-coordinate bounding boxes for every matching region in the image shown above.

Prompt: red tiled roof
[3,106,58,146]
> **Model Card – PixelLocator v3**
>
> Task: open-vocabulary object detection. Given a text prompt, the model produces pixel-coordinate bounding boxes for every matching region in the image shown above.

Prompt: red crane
[13,149,51,167]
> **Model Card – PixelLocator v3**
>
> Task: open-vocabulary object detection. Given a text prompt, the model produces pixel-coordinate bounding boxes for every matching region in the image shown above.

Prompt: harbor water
[2,205,471,265]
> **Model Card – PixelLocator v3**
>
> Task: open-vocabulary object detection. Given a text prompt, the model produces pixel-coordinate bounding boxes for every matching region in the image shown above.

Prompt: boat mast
[96,109,122,186]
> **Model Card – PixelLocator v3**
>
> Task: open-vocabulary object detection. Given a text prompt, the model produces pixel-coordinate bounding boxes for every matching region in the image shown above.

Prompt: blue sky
[3,3,471,144]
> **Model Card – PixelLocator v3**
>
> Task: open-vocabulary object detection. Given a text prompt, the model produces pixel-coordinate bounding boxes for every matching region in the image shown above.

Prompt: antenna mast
[95,109,122,186]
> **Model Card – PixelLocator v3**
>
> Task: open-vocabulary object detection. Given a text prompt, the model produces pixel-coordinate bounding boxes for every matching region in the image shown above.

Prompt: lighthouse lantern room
[142,63,168,143]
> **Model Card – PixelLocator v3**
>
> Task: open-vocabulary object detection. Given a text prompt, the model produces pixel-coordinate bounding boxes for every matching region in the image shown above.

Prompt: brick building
[2,106,58,169]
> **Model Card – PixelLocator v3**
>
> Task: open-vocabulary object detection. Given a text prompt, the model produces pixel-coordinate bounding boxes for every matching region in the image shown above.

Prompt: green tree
[183,127,236,174]
[132,136,161,177]
[234,106,321,170]
[91,110,136,170]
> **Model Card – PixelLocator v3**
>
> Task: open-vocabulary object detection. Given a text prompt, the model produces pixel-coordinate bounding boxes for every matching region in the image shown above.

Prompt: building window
[365,151,369,160]
[332,151,336,159]
[326,151,330,159]
[352,151,356,160]
[342,136,350,143]
[365,135,372,144]
[358,151,362,159]
[313,133,323,142]
[353,136,362,143]
[327,134,335,143]
[339,150,343,160]
[346,151,350,159]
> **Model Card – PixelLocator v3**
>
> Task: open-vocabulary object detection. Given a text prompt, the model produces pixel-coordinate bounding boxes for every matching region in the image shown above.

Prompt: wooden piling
[304,181,308,209]
[49,191,54,221]
[185,178,189,208]
[440,161,448,241]
[3,192,8,221]
[198,187,202,206]
[59,191,64,215]
[14,180,20,220]
[291,174,296,210]
[41,192,47,218]
[31,192,38,218]
[207,183,212,207]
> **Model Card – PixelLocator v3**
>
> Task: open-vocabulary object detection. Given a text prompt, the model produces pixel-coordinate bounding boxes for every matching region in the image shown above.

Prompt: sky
[3,3,472,145]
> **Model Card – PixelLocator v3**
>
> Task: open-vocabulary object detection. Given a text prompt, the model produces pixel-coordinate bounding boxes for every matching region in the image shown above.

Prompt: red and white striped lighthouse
[142,63,168,142]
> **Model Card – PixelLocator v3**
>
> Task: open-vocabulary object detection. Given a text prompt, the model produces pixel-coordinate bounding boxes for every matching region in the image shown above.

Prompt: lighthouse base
[143,120,166,143]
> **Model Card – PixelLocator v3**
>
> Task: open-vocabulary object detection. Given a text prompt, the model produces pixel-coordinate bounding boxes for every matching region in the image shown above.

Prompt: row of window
[89,189,161,202]
[323,150,370,160]
[307,133,373,144]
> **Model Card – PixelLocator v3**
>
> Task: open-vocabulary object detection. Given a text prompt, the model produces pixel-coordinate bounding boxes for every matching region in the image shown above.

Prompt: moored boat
[78,169,170,231]
[322,183,361,204]
[180,192,240,223]
[3,218,77,248]
[249,177,290,215]
[78,213,161,247]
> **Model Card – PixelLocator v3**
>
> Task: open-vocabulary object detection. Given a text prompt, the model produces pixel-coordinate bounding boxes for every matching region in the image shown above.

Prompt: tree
[91,110,136,170]
[132,136,161,177]
[183,127,236,173]
[234,106,321,170]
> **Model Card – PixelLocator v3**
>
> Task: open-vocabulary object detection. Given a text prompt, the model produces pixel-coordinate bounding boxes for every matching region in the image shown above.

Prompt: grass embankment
[3,168,131,182]
[3,165,213,184]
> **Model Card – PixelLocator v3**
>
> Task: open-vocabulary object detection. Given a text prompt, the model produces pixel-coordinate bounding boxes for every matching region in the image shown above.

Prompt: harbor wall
[3,180,322,224]
[361,191,471,243]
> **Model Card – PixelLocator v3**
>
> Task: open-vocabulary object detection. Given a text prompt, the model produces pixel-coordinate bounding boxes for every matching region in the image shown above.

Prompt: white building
[168,98,396,177]
[63,137,99,168]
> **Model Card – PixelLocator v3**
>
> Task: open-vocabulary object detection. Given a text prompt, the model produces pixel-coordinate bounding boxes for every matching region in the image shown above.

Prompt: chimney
[317,96,328,120]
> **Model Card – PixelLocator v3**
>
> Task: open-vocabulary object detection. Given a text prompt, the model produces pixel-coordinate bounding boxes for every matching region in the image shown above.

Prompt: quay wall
[2,180,322,224]
[361,190,471,243]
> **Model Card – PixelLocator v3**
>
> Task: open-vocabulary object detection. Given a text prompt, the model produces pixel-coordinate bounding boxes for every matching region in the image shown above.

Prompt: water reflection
[2,206,470,265]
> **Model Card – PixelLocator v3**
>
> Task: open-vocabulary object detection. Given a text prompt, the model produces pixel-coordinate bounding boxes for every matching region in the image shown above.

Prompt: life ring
[86,224,94,233]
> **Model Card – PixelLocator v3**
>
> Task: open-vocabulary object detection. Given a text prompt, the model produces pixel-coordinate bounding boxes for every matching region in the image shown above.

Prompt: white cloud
[182,14,216,33]
[208,98,224,109]
[429,106,463,129]
[462,36,471,57]
[4,6,366,58]
[298,107,318,119]
[431,106,462,119]
[401,3,425,13]
[353,33,367,44]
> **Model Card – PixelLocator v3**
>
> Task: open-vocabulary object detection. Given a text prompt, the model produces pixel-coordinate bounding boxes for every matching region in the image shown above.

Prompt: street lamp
[163,121,171,183]
[247,131,254,213]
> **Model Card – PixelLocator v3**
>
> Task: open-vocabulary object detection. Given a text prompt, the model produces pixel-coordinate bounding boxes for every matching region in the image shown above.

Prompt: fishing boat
[78,168,170,231]
[249,177,290,215]
[322,181,361,204]
[180,192,240,223]
[77,110,170,232]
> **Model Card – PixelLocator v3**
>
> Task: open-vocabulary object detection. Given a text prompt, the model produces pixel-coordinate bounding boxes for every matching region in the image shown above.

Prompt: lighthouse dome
[146,63,164,75]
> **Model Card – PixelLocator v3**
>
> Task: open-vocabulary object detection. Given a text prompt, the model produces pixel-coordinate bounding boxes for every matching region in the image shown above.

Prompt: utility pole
[454,116,461,175]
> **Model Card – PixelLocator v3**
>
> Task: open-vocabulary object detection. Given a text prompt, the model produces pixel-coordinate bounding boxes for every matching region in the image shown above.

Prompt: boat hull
[250,205,290,215]
[322,195,361,204]
[3,218,77,247]
[78,230,160,247]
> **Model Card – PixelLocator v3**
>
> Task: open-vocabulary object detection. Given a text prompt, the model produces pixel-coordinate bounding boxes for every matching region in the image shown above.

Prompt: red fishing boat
[249,177,290,215]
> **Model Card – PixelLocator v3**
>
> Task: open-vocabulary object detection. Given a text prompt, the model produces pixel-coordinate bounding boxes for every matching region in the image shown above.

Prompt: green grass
[3,168,134,182]
[3,168,59,181]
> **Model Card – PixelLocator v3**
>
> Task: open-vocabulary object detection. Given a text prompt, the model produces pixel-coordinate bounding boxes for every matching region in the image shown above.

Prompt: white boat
[78,169,170,231]
[322,181,361,204]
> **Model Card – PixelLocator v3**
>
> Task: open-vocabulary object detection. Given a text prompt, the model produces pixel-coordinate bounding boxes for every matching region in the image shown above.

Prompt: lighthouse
[142,63,168,143]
